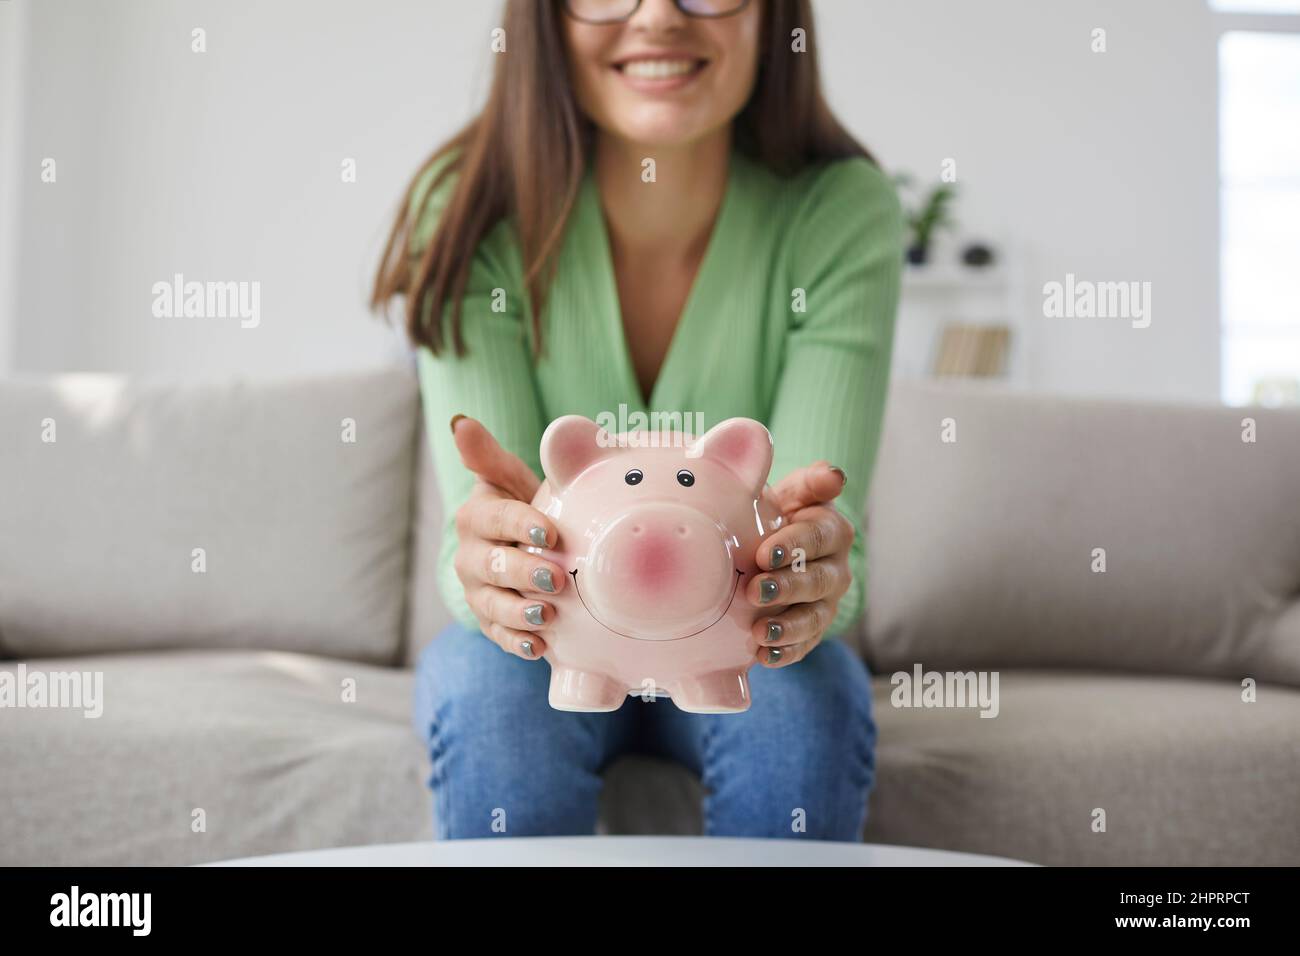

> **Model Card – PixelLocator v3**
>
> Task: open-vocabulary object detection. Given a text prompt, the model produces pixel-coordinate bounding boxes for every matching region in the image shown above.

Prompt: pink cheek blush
[630,533,680,592]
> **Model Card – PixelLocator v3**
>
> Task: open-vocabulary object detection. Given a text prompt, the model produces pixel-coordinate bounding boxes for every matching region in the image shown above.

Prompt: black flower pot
[962,243,995,268]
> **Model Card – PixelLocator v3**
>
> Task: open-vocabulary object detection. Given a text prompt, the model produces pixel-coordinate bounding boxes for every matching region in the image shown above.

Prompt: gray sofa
[2,367,1297,866]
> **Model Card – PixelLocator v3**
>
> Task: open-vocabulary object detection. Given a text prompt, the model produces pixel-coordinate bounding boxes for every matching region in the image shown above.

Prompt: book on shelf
[933,322,1011,378]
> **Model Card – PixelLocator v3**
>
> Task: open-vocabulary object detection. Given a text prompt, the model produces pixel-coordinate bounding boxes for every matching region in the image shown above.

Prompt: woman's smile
[562,0,758,147]
[612,51,711,93]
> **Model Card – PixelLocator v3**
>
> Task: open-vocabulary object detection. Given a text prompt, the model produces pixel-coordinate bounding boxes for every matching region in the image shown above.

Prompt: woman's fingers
[467,584,555,644]
[455,488,557,550]
[753,600,834,648]
[451,414,542,503]
[455,538,567,597]
[769,460,847,515]
[445,418,560,663]
[746,549,849,609]
[757,636,821,668]
[755,504,854,572]
[469,583,554,632]
[481,619,550,661]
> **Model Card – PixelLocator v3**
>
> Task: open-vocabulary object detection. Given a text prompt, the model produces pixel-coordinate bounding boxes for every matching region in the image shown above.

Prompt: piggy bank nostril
[675,525,689,537]
[631,525,643,536]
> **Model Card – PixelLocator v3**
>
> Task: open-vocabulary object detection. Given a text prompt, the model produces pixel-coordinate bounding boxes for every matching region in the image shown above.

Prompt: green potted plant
[894,174,958,266]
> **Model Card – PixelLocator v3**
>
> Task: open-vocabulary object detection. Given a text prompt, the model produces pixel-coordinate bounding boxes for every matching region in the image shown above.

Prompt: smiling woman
[374,0,902,843]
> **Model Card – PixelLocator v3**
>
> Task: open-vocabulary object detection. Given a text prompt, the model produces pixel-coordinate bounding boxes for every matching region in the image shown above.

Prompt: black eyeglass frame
[562,0,753,26]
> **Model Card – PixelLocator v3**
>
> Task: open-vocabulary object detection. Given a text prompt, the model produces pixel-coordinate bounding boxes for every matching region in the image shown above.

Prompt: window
[1211,0,1300,12]
[1214,4,1300,405]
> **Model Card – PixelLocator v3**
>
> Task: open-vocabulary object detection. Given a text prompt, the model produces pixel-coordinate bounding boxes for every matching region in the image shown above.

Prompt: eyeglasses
[563,0,751,26]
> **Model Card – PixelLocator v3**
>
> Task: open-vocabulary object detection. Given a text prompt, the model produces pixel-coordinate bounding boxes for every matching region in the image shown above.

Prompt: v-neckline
[583,150,743,412]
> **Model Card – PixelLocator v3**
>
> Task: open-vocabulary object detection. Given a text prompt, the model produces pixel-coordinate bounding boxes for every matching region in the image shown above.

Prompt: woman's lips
[612,57,709,92]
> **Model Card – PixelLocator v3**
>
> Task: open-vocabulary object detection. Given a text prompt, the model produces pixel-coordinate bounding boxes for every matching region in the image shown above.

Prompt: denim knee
[703,636,878,839]
[411,620,552,744]
[410,620,631,838]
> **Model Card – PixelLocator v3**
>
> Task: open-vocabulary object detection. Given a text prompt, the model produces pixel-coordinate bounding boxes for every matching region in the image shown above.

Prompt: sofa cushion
[0,367,418,663]
[562,669,1300,866]
[863,380,1300,686]
[3,655,1293,865]
[863,668,1300,865]
[0,650,432,865]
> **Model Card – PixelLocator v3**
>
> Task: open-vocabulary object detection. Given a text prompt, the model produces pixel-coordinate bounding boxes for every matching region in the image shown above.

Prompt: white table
[210,836,1032,867]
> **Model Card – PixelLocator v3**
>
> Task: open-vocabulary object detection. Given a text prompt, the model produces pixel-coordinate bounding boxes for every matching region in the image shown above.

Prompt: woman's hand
[449,415,565,661]
[748,461,854,668]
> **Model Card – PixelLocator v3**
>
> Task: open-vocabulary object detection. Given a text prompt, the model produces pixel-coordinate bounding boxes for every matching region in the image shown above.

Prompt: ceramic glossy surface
[523,416,783,713]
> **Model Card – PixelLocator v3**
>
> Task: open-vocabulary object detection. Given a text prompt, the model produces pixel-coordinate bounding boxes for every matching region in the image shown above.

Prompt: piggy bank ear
[540,415,613,492]
[688,418,774,495]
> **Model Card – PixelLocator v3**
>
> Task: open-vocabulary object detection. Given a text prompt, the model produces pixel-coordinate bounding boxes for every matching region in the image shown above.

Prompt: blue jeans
[411,621,878,840]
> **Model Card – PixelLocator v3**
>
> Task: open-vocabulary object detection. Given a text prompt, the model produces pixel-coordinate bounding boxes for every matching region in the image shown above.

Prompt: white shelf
[892,239,1030,386]
[902,263,1008,291]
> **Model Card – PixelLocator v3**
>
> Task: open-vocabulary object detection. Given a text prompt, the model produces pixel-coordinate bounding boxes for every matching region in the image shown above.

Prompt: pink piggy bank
[522,415,784,714]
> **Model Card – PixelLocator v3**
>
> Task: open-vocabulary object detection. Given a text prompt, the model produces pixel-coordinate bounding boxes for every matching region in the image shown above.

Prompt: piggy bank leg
[667,670,751,714]
[548,666,628,713]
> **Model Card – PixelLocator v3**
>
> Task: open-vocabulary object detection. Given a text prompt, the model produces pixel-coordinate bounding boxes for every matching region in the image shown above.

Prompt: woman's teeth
[620,59,699,79]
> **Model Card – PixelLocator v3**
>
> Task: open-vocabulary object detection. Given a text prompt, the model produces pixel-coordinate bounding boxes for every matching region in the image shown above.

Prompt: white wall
[6,0,497,381]
[3,0,1221,400]
[0,0,30,374]
[826,0,1220,401]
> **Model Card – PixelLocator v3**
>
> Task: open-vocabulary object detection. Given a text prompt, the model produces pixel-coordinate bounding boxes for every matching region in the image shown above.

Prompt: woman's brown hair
[371,0,872,358]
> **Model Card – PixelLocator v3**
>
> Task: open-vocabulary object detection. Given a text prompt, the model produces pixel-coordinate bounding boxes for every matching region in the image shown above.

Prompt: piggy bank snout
[580,503,737,641]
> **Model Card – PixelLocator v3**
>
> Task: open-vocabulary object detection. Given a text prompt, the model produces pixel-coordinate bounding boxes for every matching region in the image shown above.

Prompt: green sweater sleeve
[766,158,904,638]
[408,164,546,632]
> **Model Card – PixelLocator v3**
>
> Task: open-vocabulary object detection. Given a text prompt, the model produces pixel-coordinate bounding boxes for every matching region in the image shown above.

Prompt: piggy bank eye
[676,469,695,487]
[624,469,644,486]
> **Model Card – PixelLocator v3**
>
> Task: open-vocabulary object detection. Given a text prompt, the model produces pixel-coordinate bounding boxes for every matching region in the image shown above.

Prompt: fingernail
[523,604,544,626]
[449,413,467,435]
[769,545,785,570]
[767,621,783,644]
[768,646,783,664]
[520,640,534,658]
[759,578,778,604]
[528,526,548,548]
[532,567,555,593]
[830,465,847,486]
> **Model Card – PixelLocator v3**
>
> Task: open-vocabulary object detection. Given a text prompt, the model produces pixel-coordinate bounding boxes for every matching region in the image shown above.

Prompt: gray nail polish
[528,526,548,548]
[767,621,783,644]
[523,604,544,627]
[759,578,778,604]
[520,640,534,658]
[830,466,847,486]
[769,545,785,570]
[532,567,555,593]
[768,647,783,664]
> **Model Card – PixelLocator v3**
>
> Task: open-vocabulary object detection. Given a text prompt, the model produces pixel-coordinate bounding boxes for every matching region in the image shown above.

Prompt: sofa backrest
[863,380,1300,687]
[8,367,1296,687]
[401,422,452,667]
[0,367,420,665]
